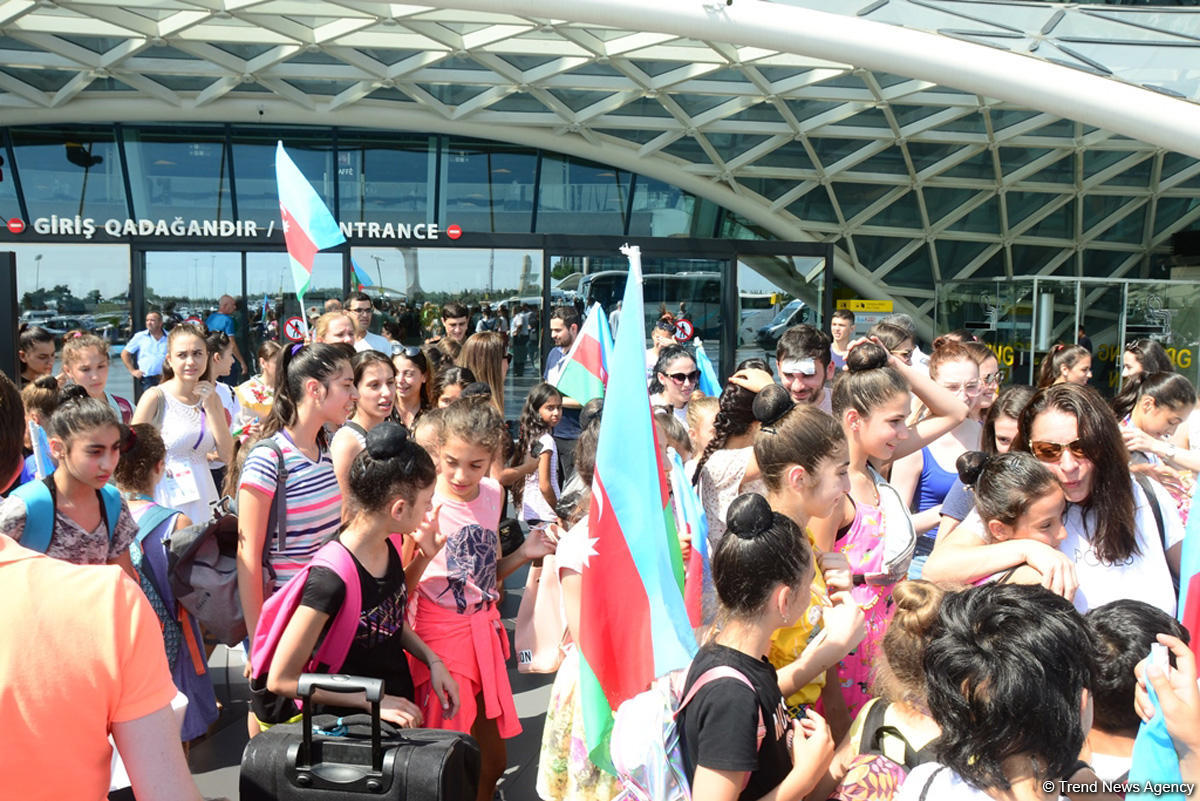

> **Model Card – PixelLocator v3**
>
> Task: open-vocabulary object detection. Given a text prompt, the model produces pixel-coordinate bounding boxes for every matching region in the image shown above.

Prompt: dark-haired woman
[249,422,458,731]
[393,345,431,428]
[1122,338,1173,379]
[924,383,1182,615]
[236,343,358,647]
[693,358,771,548]
[896,583,1117,801]
[649,344,699,424]
[18,324,56,388]
[678,493,835,801]
[1037,343,1092,388]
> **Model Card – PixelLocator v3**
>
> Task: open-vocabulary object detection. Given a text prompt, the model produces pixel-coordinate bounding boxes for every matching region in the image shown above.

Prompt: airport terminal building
[3,0,1200,389]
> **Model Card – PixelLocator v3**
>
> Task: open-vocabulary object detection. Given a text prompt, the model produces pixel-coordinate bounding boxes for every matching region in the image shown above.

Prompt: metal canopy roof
[3,0,1200,325]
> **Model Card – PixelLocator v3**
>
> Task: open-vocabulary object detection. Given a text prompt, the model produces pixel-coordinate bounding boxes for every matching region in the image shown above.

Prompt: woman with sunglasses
[392,345,431,429]
[891,343,984,576]
[649,344,699,424]
[963,341,1002,422]
[924,383,1182,615]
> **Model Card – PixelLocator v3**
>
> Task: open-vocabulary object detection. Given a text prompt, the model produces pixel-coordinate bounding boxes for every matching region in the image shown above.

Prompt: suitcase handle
[297,673,384,773]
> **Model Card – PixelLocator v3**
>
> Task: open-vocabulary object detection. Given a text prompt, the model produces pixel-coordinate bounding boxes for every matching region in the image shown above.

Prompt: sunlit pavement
[188,562,551,801]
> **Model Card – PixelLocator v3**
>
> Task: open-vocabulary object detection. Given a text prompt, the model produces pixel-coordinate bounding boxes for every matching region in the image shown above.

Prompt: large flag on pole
[579,245,698,774]
[275,141,345,308]
[550,302,614,405]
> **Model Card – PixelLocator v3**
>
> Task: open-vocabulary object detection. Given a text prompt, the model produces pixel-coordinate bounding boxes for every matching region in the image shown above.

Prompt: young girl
[693,358,769,547]
[892,342,984,538]
[250,422,459,731]
[61,332,133,423]
[808,340,967,718]
[1114,371,1200,489]
[751,384,865,730]
[936,385,1037,540]
[677,492,835,801]
[331,351,397,498]
[236,340,282,428]
[0,386,137,574]
[964,341,1002,422]
[814,581,945,801]
[114,422,219,744]
[955,451,1068,585]
[237,343,358,645]
[393,345,431,428]
[510,383,563,527]
[17,376,61,486]
[1037,343,1092,388]
[412,396,556,801]
[206,330,244,492]
[131,323,233,526]
[433,366,476,408]
[18,324,56,388]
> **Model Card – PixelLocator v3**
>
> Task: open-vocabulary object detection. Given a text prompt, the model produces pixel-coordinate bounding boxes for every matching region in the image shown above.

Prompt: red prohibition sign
[673,318,694,342]
[283,316,305,341]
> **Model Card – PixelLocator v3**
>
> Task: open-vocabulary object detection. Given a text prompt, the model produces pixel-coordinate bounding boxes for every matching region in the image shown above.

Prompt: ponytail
[261,342,354,450]
[956,451,1058,529]
[1036,344,1088,389]
[1111,371,1196,421]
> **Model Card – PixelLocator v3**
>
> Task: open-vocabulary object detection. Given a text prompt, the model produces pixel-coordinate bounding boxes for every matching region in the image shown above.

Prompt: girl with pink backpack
[247,421,459,730]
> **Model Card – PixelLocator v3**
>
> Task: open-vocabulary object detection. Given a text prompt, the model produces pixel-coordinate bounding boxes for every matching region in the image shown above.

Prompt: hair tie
[119,425,138,455]
[68,331,84,340]
[1054,343,1063,351]
[290,343,304,356]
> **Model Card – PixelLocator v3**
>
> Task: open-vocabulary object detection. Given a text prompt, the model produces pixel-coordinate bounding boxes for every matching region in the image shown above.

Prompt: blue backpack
[11,476,123,554]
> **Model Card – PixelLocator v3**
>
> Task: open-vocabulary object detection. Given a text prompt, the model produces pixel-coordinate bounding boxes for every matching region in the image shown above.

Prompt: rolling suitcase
[240,674,481,801]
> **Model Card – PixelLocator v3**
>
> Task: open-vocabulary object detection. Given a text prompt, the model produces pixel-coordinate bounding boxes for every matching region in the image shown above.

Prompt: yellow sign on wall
[836,299,894,313]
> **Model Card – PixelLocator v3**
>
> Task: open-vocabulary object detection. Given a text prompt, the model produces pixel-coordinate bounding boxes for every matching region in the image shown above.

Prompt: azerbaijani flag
[669,448,710,628]
[275,141,345,306]
[579,245,698,774]
[551,302,614,404]
[351,258,375,291]
[694,338,721,397]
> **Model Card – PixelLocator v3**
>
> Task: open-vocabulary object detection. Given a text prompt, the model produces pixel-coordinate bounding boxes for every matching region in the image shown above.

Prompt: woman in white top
[897,582,1119,801]
[131,323,233,525]
[924,383,1182,615]
[649,344,698,424]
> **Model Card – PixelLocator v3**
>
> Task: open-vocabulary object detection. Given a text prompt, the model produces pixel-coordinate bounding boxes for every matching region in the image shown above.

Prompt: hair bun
[956,450,989,487]
[60,384,90,404]
[752,384,794,427]
[365,421,410,459]
[461,382,492,399]
[846,342,890,372]
[33,375,60,391]
[725,492,775,540]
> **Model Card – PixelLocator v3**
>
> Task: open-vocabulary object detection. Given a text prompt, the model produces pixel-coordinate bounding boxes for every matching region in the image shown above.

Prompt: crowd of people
[5,294,1200,801]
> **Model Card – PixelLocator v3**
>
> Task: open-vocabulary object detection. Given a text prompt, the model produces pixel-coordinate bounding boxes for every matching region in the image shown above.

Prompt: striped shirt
[239,431,341,590]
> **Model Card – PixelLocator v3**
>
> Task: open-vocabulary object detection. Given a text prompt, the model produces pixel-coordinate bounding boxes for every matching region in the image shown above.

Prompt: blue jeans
[908,535,936,580]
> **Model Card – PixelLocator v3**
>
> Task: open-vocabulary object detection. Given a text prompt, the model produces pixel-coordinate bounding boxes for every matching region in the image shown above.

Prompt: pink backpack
[249,540,362,692]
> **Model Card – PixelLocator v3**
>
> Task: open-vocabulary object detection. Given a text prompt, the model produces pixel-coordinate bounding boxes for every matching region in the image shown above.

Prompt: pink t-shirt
[418,478,503,615]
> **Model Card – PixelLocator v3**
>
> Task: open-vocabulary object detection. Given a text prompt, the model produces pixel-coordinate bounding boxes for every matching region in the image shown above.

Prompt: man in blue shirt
[544,305,583,481]
[120,311,169,394]
[205,294,249,386]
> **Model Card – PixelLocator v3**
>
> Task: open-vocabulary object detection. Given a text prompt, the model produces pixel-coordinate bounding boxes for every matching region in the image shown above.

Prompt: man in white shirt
[121,310,169,394]
[347,291,391,354]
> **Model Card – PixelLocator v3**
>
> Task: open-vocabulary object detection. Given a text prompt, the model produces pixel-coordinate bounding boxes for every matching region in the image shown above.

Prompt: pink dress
[834,499,894,718]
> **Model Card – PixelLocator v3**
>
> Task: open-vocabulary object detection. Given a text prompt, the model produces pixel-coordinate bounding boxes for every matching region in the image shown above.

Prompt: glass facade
[1,122,830,415]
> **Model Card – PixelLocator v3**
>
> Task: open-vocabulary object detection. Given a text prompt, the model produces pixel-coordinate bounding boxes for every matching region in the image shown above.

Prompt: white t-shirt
[521,433,560,524]
[210,382,241,469]
[962,476,1182,615]
[354,332,391,354]
[898,764,1066,801]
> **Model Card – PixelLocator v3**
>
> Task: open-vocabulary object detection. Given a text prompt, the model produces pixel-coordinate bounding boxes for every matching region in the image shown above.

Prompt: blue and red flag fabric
[693,338,721,397]
[274,141,345,305]
[579,244,698,774]
[669,448,710,628]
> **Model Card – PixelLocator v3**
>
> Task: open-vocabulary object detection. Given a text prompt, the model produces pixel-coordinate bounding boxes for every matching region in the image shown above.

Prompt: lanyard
[192,406,207,451]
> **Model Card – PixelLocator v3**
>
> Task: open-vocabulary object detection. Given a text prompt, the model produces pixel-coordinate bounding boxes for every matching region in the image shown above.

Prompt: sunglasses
[395,345,422,359]
[1029,438,1088,463]
[981,371,1001,387]
[665,370,701,385]
[940,380,982,397]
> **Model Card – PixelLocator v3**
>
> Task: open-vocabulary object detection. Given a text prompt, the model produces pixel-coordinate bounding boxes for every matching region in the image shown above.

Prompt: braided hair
[692,357,770,487]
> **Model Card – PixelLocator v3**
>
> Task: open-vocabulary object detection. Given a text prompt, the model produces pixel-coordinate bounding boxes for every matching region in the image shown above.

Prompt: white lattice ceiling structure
[3,0,1200,325]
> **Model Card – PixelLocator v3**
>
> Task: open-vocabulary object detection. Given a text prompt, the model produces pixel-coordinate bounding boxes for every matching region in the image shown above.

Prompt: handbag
[514,554,568,673]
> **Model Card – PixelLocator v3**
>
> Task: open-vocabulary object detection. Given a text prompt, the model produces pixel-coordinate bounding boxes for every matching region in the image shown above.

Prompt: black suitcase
[240,674,481,800]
